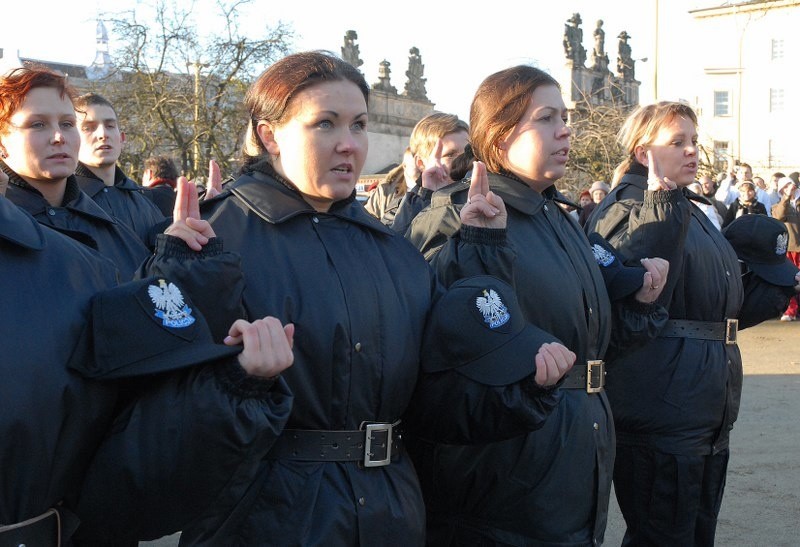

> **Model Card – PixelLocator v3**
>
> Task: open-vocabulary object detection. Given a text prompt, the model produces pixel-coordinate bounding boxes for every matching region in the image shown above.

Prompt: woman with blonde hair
[586,101,800,545]
[402,65,670,546]
[363,146,418,224]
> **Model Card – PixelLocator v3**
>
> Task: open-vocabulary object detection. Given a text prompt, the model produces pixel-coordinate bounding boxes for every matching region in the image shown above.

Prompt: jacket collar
[619,164,711,204]
[0,194,46,250]
[226,163,393,235]
[76,162,139,193]
[5,171,117,226]
[485,171,559,216]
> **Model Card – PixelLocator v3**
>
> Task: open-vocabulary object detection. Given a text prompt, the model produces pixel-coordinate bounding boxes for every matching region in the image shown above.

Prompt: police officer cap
[69,277,240,379]
[422,276,559,386]
[723,214,799,287]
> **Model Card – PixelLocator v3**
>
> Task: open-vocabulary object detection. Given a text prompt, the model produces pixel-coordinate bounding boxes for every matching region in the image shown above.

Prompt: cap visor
[87,343,241,379]
[749,260,800,287]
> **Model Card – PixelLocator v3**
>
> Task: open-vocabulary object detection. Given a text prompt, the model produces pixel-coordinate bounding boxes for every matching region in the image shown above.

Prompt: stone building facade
[689,0,799,176]
[558,14,641,112]
[341,31,435,175]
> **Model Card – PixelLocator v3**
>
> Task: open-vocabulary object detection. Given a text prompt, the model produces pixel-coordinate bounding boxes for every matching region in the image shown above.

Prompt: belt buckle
[725,318,739,345]
[363,422,393,467]
[586,360,605,393]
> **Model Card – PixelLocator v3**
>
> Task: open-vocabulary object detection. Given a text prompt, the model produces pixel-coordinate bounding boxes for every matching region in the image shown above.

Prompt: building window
[770,88,784,112]
[768,139,788,168]
[771,39,784,60]
[713,141,729,172]
[714,91,730,117]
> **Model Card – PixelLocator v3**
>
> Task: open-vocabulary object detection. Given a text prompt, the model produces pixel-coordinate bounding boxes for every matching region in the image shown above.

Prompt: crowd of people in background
[2,50,800,547]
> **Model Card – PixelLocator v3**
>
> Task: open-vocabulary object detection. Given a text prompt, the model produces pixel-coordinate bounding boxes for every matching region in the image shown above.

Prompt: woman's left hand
[634,256,670,303]
[793,271,800,293]
[164,176,216,251]
[459,161,507,229]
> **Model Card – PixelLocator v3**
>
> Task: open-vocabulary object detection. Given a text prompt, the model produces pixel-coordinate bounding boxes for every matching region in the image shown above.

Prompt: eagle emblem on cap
[148,279,195,328]
[476,288,510,329]
[776,233,788,256]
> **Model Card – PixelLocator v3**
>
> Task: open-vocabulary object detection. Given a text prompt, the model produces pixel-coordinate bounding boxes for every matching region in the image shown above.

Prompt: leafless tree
[89,0,294,180]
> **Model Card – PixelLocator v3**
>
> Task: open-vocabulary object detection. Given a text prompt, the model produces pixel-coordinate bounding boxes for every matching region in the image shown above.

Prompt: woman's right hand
[420,139,452,192]
[164,176,216,251]
[460,161,507,229]
[226,317,295,378]
[646,149,678,191]
[534,342,575,387]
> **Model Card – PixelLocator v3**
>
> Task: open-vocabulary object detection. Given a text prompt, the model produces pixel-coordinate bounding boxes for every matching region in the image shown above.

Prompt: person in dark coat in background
[0,67,151,279]
[142,154,180,216]
[721,179,768,228]
[401,65,670,546]
[172,51,579,546]
[73,92,166,244]
[585,101,800,546]
[0,158,296,546]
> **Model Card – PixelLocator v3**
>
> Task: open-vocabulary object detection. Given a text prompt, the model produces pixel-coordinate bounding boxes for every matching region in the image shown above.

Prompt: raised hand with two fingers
[420,139,452,192]
[459,161,507,229]
[164,176,216,251]
[646,149,678,191]
[203,159,223,200]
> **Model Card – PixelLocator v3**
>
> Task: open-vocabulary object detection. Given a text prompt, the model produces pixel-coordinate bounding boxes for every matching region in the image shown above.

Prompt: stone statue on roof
[372,60,397,94]
[403,47,428,100]
[617,31,635,80]
[563,13,586,67]
[341,30,363,69]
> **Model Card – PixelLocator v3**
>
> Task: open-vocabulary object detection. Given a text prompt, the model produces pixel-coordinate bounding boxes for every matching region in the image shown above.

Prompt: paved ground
[143,319,800,546]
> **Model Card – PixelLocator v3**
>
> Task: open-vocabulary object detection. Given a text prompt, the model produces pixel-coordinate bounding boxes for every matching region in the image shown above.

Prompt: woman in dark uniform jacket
[585,101,800,546]
[0,68,295,545]
[0,67,151,280]
[177,51,584,546]
[401,65,670,546]
[0,194,295,545]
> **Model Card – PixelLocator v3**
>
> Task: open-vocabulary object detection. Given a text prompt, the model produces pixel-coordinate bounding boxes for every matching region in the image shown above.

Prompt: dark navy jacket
[75,163,165,244]
[2,165,150,280]
[168,163,564,546]
[0,195,293,545]
[586,167,766,456]
[403,172,666,546]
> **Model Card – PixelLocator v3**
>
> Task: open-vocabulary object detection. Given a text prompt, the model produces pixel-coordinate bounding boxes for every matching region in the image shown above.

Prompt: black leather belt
[0,509,60,547]
[561,360,605,393]
[659,319,738,345]
[268,421,401,467]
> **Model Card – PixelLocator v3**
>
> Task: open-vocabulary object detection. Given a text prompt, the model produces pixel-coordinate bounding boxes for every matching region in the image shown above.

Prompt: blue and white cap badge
[476,288,510,329]
[592,243,615,267]
[148,279,196,328]
[776,233,788,256]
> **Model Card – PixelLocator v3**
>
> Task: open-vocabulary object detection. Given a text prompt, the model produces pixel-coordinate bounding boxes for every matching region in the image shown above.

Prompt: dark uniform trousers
[615,445,730,547]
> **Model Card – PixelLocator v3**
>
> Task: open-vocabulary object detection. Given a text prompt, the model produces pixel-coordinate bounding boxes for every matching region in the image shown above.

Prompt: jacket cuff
[214,359,278,399]
[155,234,224,258]
[459,225,507,246]
[644,188,683,205]
[624,296,661,314]
[520,373,556,397]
